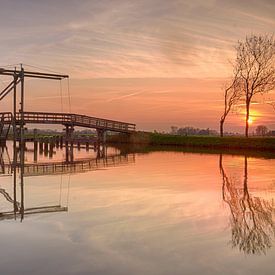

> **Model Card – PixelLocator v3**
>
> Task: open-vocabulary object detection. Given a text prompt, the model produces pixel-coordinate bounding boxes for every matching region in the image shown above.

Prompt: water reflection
[0,142,135,222]
[219,154,275,255]
[1,143,275,260]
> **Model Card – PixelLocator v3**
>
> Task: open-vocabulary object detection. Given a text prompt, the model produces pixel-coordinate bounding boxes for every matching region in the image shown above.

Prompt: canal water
[0,142,274,275]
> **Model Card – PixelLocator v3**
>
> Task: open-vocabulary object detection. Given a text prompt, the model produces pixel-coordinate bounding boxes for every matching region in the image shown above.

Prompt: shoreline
[108,132,275,152]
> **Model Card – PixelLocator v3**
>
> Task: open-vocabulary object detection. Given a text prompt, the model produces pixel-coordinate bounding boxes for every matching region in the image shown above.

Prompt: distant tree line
[170,125,275,137]
[170,126,218,136]
[255,125,275,136]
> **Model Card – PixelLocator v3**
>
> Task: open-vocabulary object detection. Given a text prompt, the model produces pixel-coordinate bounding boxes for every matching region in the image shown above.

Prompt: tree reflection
[219,154,275,255]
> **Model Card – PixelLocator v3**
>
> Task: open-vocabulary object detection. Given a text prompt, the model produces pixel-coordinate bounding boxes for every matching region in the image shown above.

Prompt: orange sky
[0,0,274,132]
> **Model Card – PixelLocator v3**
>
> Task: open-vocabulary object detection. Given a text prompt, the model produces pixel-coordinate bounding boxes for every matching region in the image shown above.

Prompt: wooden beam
[0,68,68,80]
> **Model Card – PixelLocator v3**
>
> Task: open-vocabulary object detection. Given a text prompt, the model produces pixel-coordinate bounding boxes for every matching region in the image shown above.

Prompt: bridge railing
[16,111,72,124]
[0,112,13,123]
[71,114,136,132]
[0,111,135,133]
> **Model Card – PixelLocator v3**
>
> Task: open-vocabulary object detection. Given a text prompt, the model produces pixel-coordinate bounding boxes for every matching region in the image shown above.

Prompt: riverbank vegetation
[108,132,275,151]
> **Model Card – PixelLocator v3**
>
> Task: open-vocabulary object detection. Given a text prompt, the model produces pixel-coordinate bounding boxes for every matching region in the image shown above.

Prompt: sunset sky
[0,0,274,132]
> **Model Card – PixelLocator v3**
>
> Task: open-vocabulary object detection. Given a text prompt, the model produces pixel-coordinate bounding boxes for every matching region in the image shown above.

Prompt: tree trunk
[243,156,249,199]
[245,100,250,138]
[219,154,223,172]
[220,119,225,137]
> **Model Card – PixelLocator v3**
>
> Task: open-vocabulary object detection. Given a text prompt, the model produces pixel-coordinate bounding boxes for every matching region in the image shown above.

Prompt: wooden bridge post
[39,141,43,155]
[56,136,60,148]
[86,142,89,151]
[19,65,25,179]
[65,146,69,163]
[34,142,38,163]
[64,125,74,163]
[13,73,17,147]
[65,125,69,148]
[65,125,74,144]
[60,136,63,148]
[96,144,107,159]
[49,140,54,158]
[12,139,18,214]
[96,129,106,145]
[70,144,74,162]
[33,129,38,162]
[44,142,49,157]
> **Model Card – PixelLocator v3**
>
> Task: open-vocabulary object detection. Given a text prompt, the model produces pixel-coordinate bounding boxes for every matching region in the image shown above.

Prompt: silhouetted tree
[234,34,275,137]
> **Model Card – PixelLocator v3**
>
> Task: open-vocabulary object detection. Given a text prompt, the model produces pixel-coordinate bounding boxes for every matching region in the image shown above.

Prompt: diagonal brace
[0,77,21,101]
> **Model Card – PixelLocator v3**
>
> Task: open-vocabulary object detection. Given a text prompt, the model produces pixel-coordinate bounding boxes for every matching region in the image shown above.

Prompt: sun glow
[248,117,253,125]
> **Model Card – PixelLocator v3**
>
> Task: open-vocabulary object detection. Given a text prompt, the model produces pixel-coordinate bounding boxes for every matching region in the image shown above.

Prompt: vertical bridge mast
[0,65,68,220]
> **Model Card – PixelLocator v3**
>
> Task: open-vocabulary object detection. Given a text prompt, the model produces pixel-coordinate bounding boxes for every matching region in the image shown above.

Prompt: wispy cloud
[0,1,274,131]
[27,95,70,101]
[0,0,274,78]
[106,91,144,102]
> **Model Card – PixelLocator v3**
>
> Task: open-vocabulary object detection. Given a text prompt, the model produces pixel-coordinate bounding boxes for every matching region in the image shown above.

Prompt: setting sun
[248,117,253,125]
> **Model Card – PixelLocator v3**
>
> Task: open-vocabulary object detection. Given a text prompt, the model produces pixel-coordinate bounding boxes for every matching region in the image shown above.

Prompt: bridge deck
[0,111,135,133]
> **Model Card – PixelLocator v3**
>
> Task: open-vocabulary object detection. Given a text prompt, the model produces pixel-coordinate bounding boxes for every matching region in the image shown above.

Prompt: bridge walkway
[0,111,135,135]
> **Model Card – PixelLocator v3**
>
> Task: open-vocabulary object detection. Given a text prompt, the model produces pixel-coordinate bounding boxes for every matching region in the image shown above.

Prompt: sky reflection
[0,145,274,274]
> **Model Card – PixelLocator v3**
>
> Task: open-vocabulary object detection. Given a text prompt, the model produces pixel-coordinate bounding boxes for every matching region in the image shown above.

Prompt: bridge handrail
[0,112,13,122]
[22,111,135,127]
[71,114,135,131]
[0,111,136,132]
[16,111,71,122]
[9,111,135,131]
[71,113,135,126]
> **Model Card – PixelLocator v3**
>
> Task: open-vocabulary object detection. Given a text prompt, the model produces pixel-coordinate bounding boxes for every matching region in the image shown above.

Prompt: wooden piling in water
[39,142,43,154]
[86,142,89,151]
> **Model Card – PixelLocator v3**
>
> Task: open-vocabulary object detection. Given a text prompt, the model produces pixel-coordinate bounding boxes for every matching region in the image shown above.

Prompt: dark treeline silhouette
[170,126,219,136]
[254,125,275,136]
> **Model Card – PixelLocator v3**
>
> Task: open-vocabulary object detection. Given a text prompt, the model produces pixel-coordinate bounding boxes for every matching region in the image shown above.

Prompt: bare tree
[268,101,275,111]
[220,73,242,137]
[234,34,275,137]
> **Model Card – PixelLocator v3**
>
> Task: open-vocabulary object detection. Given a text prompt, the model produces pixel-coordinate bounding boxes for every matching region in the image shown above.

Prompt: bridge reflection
[0,141,135,222]
[219,154,275,255]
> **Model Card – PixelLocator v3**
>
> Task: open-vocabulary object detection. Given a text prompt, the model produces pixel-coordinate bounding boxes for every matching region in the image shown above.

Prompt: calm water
[0,142,274,275]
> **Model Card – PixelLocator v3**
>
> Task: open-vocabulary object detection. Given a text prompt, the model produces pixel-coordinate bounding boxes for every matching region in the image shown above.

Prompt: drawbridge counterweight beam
[0,68,69,80]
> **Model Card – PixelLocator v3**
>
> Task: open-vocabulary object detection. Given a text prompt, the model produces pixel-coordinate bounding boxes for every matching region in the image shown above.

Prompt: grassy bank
[114,143,275,159]
[108,132,275,151]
